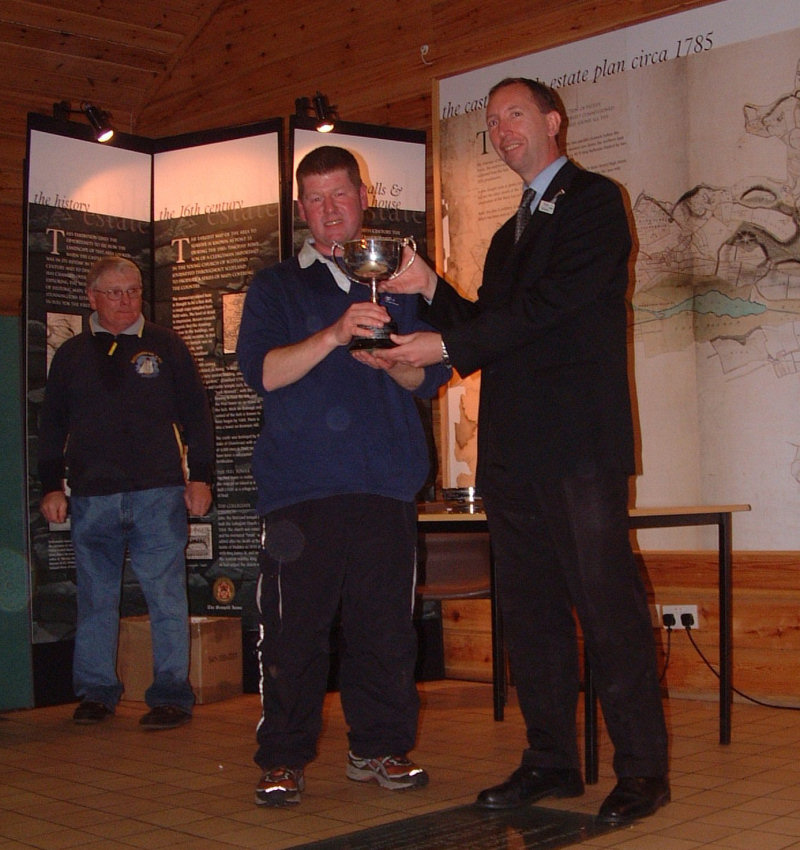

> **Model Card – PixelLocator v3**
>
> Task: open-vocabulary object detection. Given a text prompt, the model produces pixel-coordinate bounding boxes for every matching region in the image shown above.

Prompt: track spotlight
[82,103,114,142]
[52,100,115,142]
[312,92,335,133]
[295,91,337,133]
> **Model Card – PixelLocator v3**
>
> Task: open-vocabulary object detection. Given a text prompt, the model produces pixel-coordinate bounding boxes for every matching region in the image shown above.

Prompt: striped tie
[514,187,536,242]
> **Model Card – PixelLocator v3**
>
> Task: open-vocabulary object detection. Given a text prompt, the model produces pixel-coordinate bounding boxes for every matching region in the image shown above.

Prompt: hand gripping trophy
[332,236,417,350]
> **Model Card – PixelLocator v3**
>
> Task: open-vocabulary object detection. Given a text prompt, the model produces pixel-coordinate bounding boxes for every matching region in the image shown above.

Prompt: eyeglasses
[93,286,143,301]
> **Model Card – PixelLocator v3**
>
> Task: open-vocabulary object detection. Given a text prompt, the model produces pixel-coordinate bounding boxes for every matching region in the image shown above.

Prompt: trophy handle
[390,237,417,279]
[330,241,350,279]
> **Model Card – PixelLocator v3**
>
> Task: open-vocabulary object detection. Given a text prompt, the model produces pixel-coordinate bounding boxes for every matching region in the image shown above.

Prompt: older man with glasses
[38,254,214,730]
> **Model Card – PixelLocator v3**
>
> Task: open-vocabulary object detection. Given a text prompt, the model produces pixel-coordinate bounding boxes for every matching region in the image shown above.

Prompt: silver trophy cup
[331,236,417,350]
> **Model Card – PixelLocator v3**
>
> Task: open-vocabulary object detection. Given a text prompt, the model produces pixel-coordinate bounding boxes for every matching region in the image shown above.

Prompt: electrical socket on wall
[661,604,699,630]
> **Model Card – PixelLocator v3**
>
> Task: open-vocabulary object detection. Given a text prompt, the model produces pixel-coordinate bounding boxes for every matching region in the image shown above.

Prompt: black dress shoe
[597,776,670,825]
[476,766,584,809]
[73,700,113,724]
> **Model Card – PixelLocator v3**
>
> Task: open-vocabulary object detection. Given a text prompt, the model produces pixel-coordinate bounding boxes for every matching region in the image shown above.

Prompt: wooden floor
[3,680,800,849]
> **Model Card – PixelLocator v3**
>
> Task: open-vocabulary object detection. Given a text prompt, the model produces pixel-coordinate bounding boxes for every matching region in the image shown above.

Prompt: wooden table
[418,502,751,782]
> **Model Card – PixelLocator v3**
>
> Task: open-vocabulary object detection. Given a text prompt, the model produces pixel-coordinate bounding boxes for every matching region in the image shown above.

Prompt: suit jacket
[422,160,635,506]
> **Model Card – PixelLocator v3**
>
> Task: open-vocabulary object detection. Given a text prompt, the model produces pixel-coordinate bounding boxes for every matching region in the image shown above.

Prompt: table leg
[719,512,733,745]
[490,545,505,721]
[584,649,598,784]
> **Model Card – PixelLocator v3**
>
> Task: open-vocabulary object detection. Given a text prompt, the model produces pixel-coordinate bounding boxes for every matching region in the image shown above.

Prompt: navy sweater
[38,321,214,497]
[237,256,451,514]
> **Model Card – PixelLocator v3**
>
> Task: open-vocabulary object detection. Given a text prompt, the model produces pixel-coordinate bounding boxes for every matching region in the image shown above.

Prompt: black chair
[415,530,507,720]
[415,528,599,783]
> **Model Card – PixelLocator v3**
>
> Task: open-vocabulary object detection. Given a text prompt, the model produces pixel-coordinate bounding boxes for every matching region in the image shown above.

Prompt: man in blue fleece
[38,254,214,730]
[237,145,450,807]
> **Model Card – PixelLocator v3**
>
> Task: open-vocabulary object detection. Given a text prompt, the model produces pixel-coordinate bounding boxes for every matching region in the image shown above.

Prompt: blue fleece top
[236,252,451,514]
[38,320,214,497]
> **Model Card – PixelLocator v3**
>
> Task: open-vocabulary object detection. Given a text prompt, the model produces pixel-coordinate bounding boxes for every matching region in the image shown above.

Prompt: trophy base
[348,321,398,352]
[348,335,398,351]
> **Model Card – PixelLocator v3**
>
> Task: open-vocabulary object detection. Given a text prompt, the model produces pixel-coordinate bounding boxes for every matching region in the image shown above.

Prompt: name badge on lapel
[538,188,566,215]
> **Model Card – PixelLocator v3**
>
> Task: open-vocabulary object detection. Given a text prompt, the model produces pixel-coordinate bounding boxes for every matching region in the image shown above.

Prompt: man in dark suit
[378,77,669,825]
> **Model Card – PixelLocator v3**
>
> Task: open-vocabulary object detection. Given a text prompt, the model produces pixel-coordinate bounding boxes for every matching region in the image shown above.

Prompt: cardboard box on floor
[118,615,243,704]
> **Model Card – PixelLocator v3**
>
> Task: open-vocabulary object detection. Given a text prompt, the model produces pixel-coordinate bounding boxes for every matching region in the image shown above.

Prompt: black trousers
[485,468,669,778]
[254,494,420,770]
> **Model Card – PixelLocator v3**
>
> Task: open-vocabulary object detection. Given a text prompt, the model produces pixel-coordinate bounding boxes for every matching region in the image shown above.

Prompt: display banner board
[25,118,153,653]
[152,125,282,625]
[24,118,281,694]
[435,0,800,548]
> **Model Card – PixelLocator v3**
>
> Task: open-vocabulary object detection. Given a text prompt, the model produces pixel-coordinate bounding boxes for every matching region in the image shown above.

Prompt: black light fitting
[295,91,337,133]
[52,100,115,142]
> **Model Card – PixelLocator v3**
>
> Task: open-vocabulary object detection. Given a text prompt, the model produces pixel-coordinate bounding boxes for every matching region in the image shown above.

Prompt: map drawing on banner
[436,0,800,549]
[630,49,800,366]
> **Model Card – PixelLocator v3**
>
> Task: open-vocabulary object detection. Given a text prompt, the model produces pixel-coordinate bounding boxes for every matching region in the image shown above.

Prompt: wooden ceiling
[2,0,446,147]
[0,0,714,314]
[2,0,225,138]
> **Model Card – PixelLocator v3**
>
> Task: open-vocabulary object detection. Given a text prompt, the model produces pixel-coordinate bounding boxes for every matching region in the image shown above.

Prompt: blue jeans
[70,486,195,712]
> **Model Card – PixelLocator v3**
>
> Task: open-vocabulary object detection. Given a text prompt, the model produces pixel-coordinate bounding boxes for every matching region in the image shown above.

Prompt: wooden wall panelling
[441,598,494,683]
[0,19,177,62]
[426,0,722,84]
[135,0,436,136]
[5,0,207,42]
[0,137,24,209]
[3,48,148,111]
[441,552,800,706]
